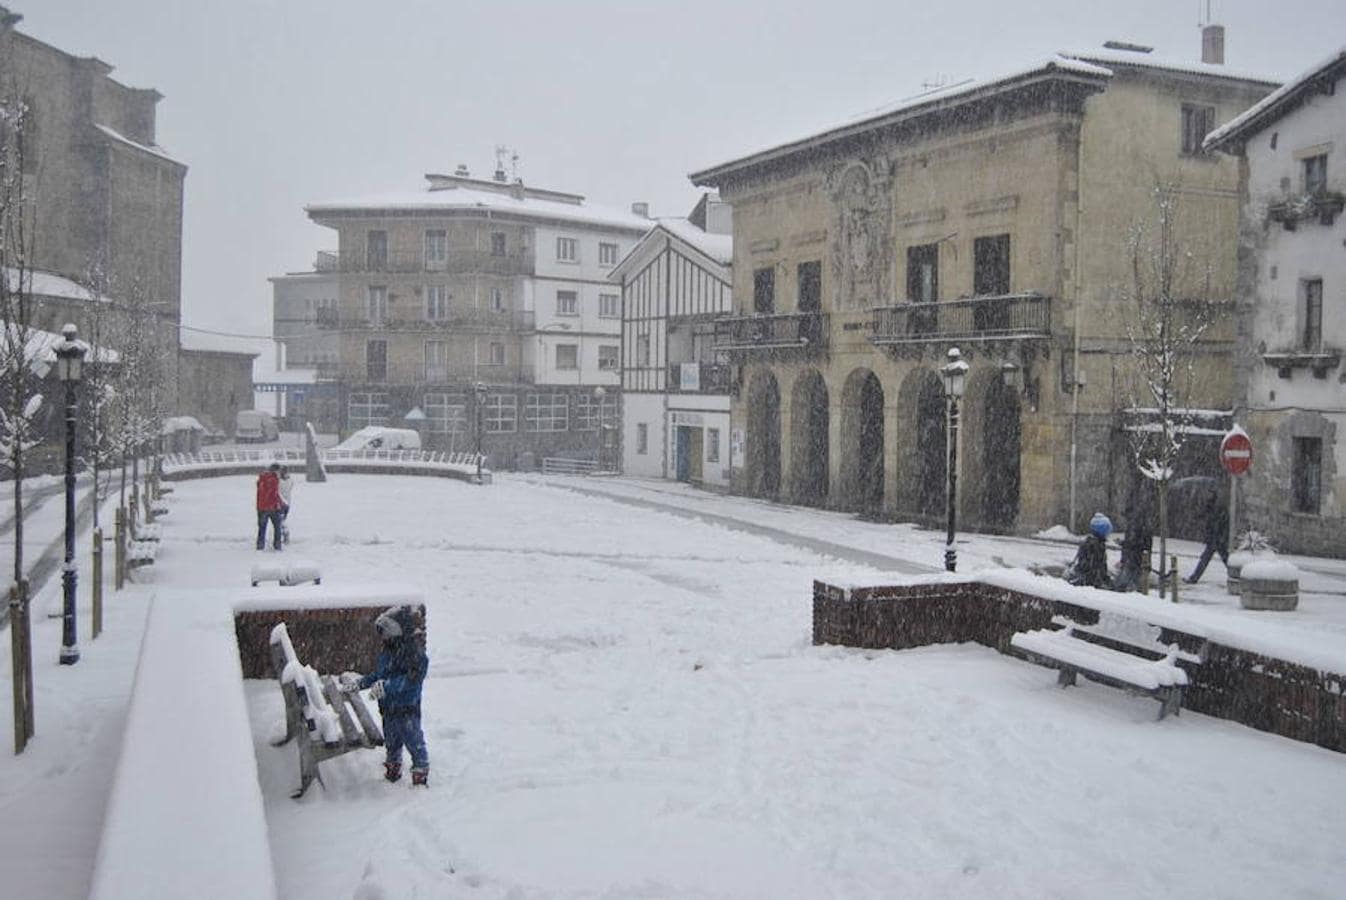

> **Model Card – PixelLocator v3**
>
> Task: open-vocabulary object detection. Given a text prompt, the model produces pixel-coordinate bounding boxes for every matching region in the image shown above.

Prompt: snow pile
[1240,559,1301,582]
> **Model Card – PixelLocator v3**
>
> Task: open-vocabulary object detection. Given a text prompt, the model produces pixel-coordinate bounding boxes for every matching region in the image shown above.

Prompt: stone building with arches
[692,45,1276,535]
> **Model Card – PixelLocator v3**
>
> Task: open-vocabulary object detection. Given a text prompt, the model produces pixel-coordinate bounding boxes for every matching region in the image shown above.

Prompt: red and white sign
[1220,427,1253,476]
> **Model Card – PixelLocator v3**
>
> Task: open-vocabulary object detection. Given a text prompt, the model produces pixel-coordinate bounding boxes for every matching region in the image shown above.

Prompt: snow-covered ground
[2,472,1345,898]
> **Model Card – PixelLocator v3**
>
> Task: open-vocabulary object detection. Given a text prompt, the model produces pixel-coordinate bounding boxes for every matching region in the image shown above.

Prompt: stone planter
[1239,559,1300,611]
[1226,550,1254,594]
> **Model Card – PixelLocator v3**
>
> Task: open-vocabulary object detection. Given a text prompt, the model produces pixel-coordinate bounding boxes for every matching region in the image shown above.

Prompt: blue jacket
[359,638,427,714]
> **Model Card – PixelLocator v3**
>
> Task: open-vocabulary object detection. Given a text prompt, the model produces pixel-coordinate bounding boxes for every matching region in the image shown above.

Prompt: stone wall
[813,579,1346,753]
[234,603,427,679]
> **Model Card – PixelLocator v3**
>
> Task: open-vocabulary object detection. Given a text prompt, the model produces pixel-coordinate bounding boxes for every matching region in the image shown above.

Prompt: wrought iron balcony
[1267,191,1345,230]
[338,250,524,275]
[667,362,732,393]
[713,312,827,352]
[329,309,535,332]
[871,293,1051,345]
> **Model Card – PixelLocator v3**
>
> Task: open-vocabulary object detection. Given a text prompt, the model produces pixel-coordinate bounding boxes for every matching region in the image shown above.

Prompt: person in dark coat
[343,606,430,786]
[1113,481,1155,592]
[255,463,283,551]
[1185,488,1230,584]
[1065,512,1113,589]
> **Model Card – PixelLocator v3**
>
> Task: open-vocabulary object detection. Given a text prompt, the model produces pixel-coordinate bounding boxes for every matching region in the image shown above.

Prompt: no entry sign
[1220,428,1253,475]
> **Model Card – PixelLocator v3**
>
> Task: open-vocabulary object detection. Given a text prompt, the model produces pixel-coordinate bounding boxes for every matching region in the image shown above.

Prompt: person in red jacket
[256,463,283,550]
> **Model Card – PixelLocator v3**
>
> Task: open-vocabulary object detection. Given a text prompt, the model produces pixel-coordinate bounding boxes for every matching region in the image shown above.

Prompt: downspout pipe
[1069,117,1085,532]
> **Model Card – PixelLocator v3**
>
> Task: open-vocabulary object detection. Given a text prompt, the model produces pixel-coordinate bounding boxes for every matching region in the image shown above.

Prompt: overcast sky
[18,0,1346,347]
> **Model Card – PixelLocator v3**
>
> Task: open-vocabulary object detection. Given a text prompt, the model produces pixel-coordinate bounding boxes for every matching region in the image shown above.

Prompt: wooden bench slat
[321,675,364,747]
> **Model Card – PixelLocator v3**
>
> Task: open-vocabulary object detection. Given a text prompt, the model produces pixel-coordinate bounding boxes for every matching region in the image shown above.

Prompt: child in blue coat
[343,606,429,786]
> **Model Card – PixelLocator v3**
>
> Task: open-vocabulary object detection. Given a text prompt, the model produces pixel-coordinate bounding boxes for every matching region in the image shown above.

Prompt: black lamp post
[940,346,968,573]
[473,382,487,484]
[593,385,606,470]
[55,324,86,665]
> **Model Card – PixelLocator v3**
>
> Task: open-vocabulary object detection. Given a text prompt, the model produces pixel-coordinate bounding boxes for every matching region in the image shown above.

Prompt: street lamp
[593,386,606,470]
[473,382,487,484]
[940,346,968,573]
[54,324,87,665]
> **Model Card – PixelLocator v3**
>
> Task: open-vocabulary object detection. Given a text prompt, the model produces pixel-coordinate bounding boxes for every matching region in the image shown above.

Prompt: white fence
[541,457,599,476]
[161,449,487,477]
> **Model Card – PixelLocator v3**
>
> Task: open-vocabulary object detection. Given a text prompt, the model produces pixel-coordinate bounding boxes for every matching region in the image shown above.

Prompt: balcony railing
[667,362,732,394]
[713,312,828,352]
[871,293,1051,345]
[328,309,535,332]
[1267,191,1345,230]
[339,250,524,275]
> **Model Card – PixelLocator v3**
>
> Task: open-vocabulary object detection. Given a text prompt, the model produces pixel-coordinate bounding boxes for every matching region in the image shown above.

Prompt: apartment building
[690,35,1275,534]
[304,170,649,465]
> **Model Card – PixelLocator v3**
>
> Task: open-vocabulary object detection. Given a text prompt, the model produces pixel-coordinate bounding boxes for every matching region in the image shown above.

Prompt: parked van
[333,426,421,452]
[235,409,279,443]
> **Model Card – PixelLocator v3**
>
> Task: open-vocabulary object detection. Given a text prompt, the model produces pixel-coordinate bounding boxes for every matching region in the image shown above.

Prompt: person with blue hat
[1065,512,1113,589]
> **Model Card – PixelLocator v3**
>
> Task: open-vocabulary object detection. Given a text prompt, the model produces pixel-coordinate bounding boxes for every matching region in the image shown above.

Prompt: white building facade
[611,195,734,486]
[1207,48,1346,557]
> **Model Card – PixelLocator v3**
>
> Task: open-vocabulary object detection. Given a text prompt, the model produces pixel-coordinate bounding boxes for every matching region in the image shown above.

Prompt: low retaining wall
[813,578,1346,754]
[234,603,427,678]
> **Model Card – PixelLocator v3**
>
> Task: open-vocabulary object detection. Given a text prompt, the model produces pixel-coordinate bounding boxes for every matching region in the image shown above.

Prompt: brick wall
[813,579,1346,753]
[234,604,427,679]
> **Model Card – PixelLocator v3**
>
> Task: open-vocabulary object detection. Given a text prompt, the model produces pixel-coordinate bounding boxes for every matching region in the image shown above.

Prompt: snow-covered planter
[1228,531,1277,595]
[1239,559,1300,611]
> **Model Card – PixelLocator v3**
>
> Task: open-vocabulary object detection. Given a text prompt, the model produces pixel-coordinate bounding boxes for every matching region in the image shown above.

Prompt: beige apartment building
[691,39,1276,535]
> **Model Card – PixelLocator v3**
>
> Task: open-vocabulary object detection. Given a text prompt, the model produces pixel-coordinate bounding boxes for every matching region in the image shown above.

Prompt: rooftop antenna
[511,150,520,182]
[494,145,511,183]
[921,75,949,91]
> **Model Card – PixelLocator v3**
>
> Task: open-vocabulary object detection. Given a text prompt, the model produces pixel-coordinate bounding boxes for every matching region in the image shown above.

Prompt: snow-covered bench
[250,560,322,587]
[126,539,159,569]
[269,622,383,798]
[132,522,162,542]
[1011,613,1200,720]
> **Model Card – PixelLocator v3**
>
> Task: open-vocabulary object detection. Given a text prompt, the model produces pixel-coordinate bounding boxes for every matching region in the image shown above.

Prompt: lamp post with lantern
[473,382,487,484]
[55,324,87,665]
[940,346,968,573]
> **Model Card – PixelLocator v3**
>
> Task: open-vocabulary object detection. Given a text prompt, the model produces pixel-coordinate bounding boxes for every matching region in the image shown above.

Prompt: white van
[333,426,421,452]
[235,409,279,443]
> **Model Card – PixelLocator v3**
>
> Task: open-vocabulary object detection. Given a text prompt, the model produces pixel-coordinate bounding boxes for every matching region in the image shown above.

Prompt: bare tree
[80,257,117,532]
[1122,182,1218,584]
[0,88,42,751]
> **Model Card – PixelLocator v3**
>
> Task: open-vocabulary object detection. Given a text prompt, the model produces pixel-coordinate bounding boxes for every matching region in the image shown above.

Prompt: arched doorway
[789,370,830,506]
[745,371,781,499]
[981,377,1022,529]
[915,375,947,519]
[840,368,885,514]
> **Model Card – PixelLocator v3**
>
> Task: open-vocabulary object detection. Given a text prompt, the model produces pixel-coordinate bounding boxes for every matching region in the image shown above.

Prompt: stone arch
[788,369,830,507]
[893,367,947,521]
[838,368,885,513]
[961,366,1022,533]
[744,369,781,499]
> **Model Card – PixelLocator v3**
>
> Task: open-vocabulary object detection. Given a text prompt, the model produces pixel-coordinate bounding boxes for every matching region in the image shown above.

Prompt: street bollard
[114,507,126,591]
[92,528,103,638]
[1170,555,1179,603]
[1139,550,1151,595]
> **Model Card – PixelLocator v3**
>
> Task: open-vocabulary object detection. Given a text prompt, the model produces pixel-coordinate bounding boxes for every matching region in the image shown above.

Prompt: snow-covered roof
[1204,45,1346,150]
[307,180,652,233]
[691,56,1114,184]
[4,267,112,303]
[178,330,265,357]
[657,218,734,265]
[608,218,734,284]
[92,123,185,168]
[1058,48,1279,88]
[161,415,205,434]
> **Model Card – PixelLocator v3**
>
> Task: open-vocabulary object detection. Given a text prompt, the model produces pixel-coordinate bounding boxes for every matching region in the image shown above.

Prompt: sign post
[1220,426,1253,539]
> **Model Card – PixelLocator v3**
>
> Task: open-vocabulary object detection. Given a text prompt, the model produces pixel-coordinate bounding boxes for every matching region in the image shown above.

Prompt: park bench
[132,522,162,542]
[269,621,383,798]
[1011,612,1204,721]
[250,560,322,587]
[126,539,159,569]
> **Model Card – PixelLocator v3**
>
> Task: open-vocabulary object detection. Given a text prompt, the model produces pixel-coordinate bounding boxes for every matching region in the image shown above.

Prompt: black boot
[411,767,428,787]
[384,761,402,783]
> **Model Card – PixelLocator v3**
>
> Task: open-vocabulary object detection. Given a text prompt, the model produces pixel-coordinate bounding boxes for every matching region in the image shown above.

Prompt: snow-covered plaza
[3,472,1346,899]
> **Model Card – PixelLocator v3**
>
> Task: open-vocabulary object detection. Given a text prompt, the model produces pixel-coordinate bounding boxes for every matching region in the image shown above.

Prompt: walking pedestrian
[256,463,283,551]
[1185,487,1230,584]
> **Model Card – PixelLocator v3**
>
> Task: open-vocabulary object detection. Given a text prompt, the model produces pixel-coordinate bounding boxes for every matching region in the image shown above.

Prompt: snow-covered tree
[1122,182,1219,583]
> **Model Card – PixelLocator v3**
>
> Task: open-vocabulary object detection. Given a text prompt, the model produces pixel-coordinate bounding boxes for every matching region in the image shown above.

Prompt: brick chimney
[1202,24,1225,65]
[631,201,649,218]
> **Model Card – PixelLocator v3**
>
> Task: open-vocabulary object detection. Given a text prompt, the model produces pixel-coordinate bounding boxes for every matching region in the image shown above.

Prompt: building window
[636,423,648,454]
[367,285,388,324]
[707,427,721,463]
[525,393,569,432]
[348,392,389,428]
[425,284,449,320]
[491,231,507,256]
[484,394,517,433]
[573,394,601,431]
[424,392,466,434]
[636,334,650,367]
[315,298,338,328]
[488,341,505,365]
[797,261,822,313]
[753,267,775,313]
[1181,104,1215,155]
[424,340,448,382]
[1304,154,1328,195]
[598,344,619,370]
[366,340,387,381]
[556,343,579,370]
[424,229,447,269]
[973,234,1011,296]
[366,230,388,269]
[599,242,619,265]
[556,236,578,262]
[599,293,620,318]
[907,244,938,302]
[1292,437,1322,514]
[556,290,578,316]
[490,287,506,312]
[1303,279,1323,350]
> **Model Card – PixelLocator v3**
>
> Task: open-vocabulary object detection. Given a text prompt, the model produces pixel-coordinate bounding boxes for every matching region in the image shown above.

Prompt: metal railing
[160,449,487,474]
[713,312,828,351]
[871,293,1051,345]
[542,457,598,476]
[337,250,526,276]
[325,309,534,332]
[666,361,732,393]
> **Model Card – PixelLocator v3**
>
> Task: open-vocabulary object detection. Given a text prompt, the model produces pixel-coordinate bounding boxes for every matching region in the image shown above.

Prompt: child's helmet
[1089,512,1113,539]
[374,606,417,641]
